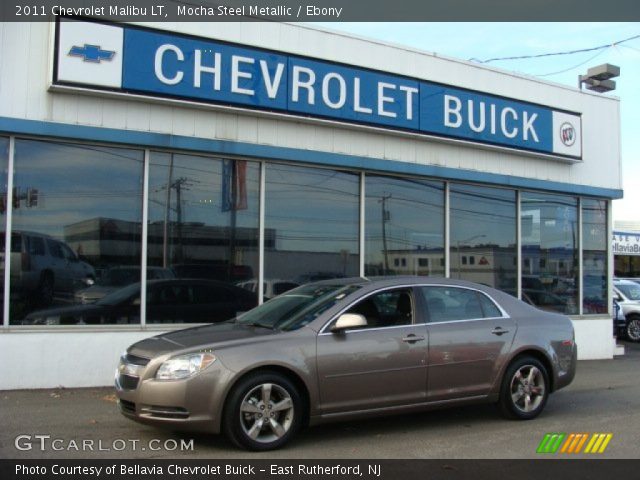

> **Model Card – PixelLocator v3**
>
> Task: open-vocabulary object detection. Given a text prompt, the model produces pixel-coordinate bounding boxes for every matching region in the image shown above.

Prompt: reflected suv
[0,231,95,305]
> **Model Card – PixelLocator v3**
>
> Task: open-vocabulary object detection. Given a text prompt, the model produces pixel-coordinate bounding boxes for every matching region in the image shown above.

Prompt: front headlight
[155,352,216,381]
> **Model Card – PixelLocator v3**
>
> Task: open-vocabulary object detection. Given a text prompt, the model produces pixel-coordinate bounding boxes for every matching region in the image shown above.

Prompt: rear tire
[223,372,302,451]
[499,356,549,420]
[626,316,640,342]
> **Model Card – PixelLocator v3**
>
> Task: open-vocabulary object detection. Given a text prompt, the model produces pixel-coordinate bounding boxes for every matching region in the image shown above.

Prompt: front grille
[124,353,150,366]
[141,405,189,419]
[119,399,136,414]
[119,374,139,390]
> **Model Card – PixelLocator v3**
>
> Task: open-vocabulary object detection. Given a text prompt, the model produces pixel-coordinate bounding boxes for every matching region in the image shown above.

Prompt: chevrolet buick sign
[54,19,583,160]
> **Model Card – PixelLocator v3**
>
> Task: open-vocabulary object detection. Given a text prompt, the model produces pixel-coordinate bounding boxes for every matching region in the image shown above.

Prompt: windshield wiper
[244,322,276,330]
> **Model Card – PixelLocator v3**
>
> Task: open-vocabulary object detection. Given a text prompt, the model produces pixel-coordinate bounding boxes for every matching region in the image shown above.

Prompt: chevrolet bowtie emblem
[68,44,115,63]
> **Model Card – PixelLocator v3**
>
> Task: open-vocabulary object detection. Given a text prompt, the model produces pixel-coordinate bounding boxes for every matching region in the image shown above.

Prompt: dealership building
[0,19,622,389]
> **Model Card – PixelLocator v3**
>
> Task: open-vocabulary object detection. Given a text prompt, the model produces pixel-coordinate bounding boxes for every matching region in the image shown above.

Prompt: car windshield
[97,283,140,306]
[617,284,640,301]
[235,284,360,331]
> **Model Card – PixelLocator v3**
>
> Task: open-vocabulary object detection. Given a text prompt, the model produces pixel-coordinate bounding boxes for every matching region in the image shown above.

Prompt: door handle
[491,327,510,336]
[402,334,425,343]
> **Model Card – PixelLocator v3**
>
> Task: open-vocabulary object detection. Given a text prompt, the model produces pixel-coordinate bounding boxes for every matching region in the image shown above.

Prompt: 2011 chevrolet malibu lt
[115,277,577,450]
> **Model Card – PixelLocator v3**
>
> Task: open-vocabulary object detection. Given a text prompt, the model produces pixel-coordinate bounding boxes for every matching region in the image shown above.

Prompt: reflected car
[0,231,95,305]
[613,279,640,342]
[74,266,174,304]
[521,289,578,315]
[115,277,577,451]
[22,279,257,325]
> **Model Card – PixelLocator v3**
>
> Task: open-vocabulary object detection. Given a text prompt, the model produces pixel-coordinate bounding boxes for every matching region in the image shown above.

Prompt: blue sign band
[81,24,579,158]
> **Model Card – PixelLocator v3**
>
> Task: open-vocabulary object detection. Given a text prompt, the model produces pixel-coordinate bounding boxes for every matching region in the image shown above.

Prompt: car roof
[308,275,501,291]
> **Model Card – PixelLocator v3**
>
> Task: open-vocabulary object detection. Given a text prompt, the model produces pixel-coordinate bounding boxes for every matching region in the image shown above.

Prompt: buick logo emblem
[559,122,576,147]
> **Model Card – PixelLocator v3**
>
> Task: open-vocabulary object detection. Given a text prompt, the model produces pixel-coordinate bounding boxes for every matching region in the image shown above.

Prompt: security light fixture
[579,64,620,93]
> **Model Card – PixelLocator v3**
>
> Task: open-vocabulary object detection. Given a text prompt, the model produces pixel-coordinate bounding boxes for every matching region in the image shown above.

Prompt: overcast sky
[311,22,640,224]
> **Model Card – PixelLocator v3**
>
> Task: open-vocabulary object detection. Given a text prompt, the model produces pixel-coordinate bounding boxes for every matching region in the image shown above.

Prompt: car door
[316,288,428,413]
[44,238,70,295]
[419,286,516,401]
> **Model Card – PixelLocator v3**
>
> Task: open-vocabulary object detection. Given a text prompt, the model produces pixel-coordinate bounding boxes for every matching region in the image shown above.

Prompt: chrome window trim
[318,283,510,335]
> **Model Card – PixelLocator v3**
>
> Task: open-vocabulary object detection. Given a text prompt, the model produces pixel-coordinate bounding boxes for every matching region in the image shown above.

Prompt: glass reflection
[521,192,578,314]
[365,175,444,276]
[11,140,144,325]
[583,199,607,314]
[265,164,359,286]
[146,152,259,322]
[450,184,517,293]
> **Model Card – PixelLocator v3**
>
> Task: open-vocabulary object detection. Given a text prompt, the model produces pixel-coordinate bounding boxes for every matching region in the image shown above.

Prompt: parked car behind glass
[22,279,257,325]
[74,266,174,304]
[0,231,95,305]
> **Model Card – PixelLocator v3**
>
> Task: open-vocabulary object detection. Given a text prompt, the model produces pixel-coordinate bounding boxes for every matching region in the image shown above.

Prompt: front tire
[223,372,302,451]
[626,316,640,342]
[499,356,549,420]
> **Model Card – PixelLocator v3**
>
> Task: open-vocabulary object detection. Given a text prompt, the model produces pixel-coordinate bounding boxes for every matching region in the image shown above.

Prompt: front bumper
[114,353,234,434]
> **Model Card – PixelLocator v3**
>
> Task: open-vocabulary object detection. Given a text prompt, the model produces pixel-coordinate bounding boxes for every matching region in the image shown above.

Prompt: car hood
[128,322,280,358]
[76,285,117,298]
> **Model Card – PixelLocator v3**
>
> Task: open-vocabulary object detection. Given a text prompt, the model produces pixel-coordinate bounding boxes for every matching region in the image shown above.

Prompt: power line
[469,33,640,64]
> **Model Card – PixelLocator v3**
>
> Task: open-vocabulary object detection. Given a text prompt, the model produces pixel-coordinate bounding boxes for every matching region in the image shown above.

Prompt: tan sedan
[115,277,577,450]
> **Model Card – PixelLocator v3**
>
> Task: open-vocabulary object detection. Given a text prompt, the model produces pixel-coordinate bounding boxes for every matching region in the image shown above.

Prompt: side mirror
[331,313,367,332]
[613,292,622,302]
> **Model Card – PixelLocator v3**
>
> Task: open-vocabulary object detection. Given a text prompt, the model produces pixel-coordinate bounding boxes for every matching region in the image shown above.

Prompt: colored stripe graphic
[538,433,613,454]
[536,433,566,453]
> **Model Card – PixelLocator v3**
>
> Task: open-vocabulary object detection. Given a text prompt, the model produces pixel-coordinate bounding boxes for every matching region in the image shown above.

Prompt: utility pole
[379,194,391,273]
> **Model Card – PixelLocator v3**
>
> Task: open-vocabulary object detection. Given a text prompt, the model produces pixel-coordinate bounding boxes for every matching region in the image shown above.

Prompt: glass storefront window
[521,192,578,314]
[583,199,607,314]
[265,164,359,289]
[450,184,517,294]
[365,175,444,277]
[10,140,144,325]
[147,153,260,323]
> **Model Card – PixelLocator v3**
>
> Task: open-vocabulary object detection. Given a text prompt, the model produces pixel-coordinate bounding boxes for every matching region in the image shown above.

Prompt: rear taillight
[21,252,31,271]
[562,340,574,347]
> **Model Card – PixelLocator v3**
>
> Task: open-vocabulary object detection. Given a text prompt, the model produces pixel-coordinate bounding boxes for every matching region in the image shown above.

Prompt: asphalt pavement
[1,341,639,459]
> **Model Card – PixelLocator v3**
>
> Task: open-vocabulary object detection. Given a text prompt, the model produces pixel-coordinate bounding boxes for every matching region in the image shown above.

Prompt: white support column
[607,199,613,317]
[444,182,450,278]
[140,149,150,327]
[516,190,522,300]
[258,162,266,305]
[359,172,366,278]
[2,137,15,327]
[577,197,583,316]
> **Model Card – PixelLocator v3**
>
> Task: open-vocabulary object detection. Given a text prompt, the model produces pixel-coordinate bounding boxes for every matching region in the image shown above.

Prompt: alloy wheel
[239,383,294,444]
[509,364,546,413]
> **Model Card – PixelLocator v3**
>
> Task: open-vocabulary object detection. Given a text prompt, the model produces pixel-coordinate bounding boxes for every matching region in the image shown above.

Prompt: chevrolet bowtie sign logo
[68,44,115,63]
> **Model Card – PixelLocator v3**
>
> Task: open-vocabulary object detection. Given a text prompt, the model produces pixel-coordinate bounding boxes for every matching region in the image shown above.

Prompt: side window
[60,243,77,261]
[478,293,503,318]
[194,284,234,304]
[29,236,45,256]
[343,289,414,329]
[46,239,64,259]
[420,287,489,322]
